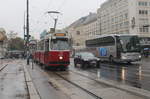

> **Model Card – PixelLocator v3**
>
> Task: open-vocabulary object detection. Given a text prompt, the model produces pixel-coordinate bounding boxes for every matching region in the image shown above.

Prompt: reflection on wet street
[100,63,141,87]
[95,58,150,91]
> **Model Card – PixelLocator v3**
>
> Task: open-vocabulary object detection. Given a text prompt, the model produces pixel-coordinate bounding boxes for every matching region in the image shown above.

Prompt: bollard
[31,59,34,70]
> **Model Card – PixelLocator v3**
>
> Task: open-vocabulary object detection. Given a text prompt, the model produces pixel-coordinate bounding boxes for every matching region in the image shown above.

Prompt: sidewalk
[0,60,29,99]
[0,59,70,99]
[22,60,70,99]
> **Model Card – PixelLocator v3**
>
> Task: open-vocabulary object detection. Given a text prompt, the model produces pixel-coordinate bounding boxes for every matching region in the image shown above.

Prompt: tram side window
[41,42,44,50]
[45,39,49,51]
[38,41,44,50]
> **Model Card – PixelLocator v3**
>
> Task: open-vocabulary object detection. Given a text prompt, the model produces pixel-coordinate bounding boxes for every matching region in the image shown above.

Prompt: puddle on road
[95,62,150,91]
[48,81,60,91]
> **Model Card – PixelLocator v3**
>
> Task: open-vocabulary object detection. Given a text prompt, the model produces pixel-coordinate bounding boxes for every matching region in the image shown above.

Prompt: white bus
[85,34,141,63]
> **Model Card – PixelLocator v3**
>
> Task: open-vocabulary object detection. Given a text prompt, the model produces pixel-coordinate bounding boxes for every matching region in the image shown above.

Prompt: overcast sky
[0,0,106,39]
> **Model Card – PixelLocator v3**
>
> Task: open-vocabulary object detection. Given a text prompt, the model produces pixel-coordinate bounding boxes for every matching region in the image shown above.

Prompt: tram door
[44,39,49,65]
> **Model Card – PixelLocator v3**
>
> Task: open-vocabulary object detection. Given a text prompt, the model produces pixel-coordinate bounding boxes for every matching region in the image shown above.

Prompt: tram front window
[118,36,140,53]
[51,39,70,50]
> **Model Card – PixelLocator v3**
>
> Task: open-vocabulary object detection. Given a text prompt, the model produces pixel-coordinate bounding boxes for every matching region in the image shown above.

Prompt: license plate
[91,61,96,64]
[77,64,81,67]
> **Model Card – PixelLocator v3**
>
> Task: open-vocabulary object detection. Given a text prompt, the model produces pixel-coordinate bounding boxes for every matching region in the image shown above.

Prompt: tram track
[53,71,103,99]
[0,64,8,71]
[46,66,141,99]
[33,62,102,99]
[69,69,112,86]
[32,60,146,99]
[0,59,15,72]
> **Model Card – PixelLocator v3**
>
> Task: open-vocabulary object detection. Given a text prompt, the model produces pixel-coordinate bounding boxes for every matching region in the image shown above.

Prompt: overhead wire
[57,0,68,12]
[29,0,69,36]
[29,0,52,35]
[55,0,68,29]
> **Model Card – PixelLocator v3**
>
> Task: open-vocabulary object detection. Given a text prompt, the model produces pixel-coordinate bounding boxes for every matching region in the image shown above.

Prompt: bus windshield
[118,36,140,52]
[51,38,70,50]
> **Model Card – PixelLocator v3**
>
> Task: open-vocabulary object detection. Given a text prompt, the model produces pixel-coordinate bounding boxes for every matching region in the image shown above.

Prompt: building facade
[83,13,98,39]
[97,0,150,37]
[67,13,97,49]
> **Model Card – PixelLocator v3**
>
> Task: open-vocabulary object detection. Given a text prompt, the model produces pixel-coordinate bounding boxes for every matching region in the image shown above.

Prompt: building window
[139,27,149,32]
[124,13,128,19]
[76,31,80,35]
[139,10,148,15]
[139,2,148,6]
[139,2,141,6]
[139,18,149,25]
[124,21,129,27]
[145,10,148,14]
[139,10,142,14]
[76,43,80,46]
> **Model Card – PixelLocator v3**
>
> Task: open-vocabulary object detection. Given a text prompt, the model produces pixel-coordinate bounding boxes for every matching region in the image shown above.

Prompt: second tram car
[33,32,71,70]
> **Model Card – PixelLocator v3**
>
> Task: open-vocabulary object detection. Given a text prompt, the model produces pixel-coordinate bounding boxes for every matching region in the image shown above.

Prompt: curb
[96,78,150,99]
[74,70,150,99]
[24,66,41,99]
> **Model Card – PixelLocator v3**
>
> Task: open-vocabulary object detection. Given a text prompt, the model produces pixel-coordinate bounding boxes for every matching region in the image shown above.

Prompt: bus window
[86,36,115,47]
[98,36,115,46]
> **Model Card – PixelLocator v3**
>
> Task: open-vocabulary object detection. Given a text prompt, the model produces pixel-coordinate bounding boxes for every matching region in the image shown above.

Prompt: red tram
[33,32,71,70]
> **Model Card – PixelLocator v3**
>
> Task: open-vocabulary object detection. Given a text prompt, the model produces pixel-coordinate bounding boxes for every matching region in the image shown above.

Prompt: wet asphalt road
[25,59,145,99]
[71,57,150,91]
[29,60,144,99]
[1,58,149,99]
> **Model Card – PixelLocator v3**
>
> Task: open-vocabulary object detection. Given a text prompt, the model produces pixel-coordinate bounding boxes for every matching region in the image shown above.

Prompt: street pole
[26,0,30,65]
[23,12,26,60]
[24,12,26,41]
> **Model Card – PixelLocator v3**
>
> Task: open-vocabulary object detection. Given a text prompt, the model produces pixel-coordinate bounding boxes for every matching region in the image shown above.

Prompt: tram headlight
[139,55,142,58]
[59,56,63,60]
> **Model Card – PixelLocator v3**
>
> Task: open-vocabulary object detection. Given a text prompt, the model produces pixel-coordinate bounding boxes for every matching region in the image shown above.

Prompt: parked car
[0,56,4,59]
[143,48,150,58]
[74,52,99,69]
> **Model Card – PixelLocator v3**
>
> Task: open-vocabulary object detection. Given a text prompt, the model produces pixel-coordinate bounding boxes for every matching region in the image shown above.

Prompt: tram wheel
[127,61,131,65]
[82,62,88,69]
[59,66,66,71]
[74,62,77,68]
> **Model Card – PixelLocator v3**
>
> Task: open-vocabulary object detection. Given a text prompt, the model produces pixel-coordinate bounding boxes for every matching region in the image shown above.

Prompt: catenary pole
[26,0,30,65]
